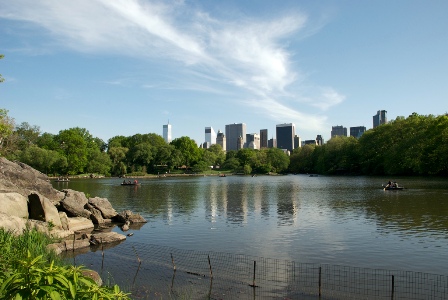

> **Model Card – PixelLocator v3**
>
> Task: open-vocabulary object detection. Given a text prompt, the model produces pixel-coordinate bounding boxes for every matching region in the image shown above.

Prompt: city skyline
[1,1,447,145]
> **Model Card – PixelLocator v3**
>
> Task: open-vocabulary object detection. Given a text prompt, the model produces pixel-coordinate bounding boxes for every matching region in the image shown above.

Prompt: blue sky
[1,0,447,145]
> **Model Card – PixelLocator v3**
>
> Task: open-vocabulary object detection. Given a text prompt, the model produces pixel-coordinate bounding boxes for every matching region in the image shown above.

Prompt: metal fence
[71,242,448,299]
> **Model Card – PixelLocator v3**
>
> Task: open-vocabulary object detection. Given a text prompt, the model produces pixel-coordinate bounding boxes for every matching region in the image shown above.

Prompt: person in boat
[122,179,126,184]
[386,181,392,188]
[128,180,131,184]
[134,179,138,184]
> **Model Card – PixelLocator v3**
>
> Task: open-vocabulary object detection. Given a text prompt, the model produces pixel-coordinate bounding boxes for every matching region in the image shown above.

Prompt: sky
[1,0,447,145]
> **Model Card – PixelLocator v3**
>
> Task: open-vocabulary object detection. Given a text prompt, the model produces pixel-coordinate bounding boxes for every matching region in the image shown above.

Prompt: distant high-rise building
[350,126,366,139]
[237,135,244,150]
[204,127,216,148]
[303,140,317,146]
[225,123,246,151]
[268,138,276,148]
[294,135,301,149]
[216,130,226,151]
[246,133,260,149]
[316,135,324,145]
[373,110,387,128]
[331,125,347,138]
[276,123,295,152]
[260,129,268,148]
[163,121,172,143]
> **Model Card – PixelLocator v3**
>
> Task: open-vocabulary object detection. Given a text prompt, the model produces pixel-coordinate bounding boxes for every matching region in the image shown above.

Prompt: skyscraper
[331,125,347,138]
[350,126,366,139]
[373,110,387,128]
[246,133,260,149]
[204,126,216,148]
[163,121,172,143]
[216,130,226,151]
[260,129,268,148]
[225,123,246,151]
[276,123,295,152]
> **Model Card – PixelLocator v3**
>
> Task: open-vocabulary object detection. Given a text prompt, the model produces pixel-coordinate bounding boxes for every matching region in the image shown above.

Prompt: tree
[170,136,201,167]
[0,108,14,155]
[14,122,41,150]
[266,148,290,173]
[108,146,129,176]
[55,128,89,174]
[86,148,112,175]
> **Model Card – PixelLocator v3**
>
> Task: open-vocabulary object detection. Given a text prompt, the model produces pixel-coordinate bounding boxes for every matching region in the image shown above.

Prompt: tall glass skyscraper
[276,123,295,152]
[163,122,172,143]
[225,123,246,151]
[205,127,216,146]
[373,110,387,128]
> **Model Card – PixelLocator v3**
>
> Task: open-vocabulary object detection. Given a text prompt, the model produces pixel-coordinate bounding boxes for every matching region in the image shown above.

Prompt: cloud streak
[0,0,344,134]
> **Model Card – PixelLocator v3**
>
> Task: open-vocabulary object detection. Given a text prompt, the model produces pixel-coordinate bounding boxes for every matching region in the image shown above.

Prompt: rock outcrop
[0,157,147,253]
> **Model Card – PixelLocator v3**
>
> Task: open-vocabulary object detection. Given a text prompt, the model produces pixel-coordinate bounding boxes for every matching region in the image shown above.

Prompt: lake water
[56,175,448,277]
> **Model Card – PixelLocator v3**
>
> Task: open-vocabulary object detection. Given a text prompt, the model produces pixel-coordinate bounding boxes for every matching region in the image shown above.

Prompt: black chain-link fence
[71,242,448,299]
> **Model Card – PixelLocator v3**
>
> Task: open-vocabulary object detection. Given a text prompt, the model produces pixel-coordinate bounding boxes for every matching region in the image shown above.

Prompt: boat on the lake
[121,180,140,186]
[383,181,404,190]
[55,177,69,182]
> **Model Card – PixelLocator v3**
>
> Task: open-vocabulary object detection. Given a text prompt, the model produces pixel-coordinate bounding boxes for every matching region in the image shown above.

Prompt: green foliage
[0,251,129,299]
[0,108,15,155]
[0,228,130,300]
[290,113,448,176]
[170,136,201,167]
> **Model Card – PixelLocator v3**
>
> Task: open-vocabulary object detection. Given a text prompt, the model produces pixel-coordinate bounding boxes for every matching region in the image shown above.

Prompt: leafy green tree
[289,144,316,174]
[86,148,112,175]
[207,144,226,166]
[14,122,41,149]
[55,128,89,174]
[222,157,240,171]
[108,146,129,176]
[0,108,14,155]
[266,147,290,173]
[170,136,201,167]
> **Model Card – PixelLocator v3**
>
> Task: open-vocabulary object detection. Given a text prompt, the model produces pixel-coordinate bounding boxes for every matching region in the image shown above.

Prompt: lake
[55,175,448,297]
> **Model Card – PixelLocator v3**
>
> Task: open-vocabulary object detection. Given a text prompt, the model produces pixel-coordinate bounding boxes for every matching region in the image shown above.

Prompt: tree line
[0,108,290,176]
[1,108,447,177]
[290,113,448,176]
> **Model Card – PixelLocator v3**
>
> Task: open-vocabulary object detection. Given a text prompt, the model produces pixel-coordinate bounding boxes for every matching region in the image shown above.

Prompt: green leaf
[49,290,62,300]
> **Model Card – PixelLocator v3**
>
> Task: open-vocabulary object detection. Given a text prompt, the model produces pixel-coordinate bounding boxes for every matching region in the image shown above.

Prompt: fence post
[249,260,257,287]
[208,255,213,278]
[319,266,322,297]
[391,275,395,300]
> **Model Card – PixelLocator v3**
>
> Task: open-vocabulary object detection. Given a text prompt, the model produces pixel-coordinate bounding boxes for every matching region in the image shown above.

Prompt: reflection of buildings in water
[225,181,249,224]
[276,183,300,226]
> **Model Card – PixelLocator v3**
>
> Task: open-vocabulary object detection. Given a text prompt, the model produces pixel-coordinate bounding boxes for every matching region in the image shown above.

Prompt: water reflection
[60,175,448,274]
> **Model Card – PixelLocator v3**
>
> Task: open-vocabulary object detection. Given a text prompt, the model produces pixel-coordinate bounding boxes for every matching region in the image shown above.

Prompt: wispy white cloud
[0,0,344,134]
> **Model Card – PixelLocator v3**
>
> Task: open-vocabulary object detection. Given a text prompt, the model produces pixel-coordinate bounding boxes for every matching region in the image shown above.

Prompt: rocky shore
[0,157,147,255]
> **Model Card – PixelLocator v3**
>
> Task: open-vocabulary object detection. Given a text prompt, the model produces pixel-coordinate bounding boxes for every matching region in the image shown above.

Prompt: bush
[0,228,130,299]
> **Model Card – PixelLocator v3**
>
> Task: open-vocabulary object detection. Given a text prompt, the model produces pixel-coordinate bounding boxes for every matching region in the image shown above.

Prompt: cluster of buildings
[162,110,388,154]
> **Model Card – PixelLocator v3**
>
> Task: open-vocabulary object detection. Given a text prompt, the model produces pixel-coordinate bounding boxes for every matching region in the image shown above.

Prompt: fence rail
[71,242,448,299]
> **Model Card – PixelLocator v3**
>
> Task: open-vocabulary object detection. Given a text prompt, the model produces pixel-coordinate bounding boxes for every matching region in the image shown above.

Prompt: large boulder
[0,192,28,218]
[0,213,27,235]
[60,189,91,219]
[28,193,63,229]
[0,157,64,203]
[88,197,117,219]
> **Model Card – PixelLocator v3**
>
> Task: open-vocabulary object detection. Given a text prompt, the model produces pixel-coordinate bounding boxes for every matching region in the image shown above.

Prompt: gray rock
[114,209,147,224]
[0,157,64,203]
[0,192,28,218]
[28,193,62,229]
[88,197,117,219]
[60,189,91,219]
[67,217,94,232]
